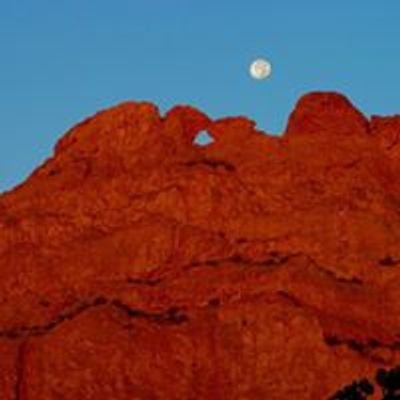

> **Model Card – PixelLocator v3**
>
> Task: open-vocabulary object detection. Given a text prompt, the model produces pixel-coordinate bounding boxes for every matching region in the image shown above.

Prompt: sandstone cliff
[1,92,400,399]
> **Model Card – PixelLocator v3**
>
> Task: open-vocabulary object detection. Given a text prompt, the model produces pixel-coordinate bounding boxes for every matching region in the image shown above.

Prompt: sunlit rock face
[1,92,400,399]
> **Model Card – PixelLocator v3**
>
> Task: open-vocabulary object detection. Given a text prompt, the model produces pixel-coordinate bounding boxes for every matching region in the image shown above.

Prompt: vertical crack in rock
[15,340,28,400]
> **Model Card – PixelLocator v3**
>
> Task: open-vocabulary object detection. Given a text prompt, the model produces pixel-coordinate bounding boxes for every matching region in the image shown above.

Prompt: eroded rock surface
[1,92,400,399]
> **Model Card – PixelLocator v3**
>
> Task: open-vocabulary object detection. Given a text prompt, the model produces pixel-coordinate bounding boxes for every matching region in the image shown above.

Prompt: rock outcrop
[1,92,400,399]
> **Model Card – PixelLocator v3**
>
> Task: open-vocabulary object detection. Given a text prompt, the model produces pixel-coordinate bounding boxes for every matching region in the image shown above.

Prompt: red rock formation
[1,92,400,399]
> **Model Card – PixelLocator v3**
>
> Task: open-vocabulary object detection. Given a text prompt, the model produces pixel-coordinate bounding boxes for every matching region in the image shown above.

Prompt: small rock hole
[193,130,214,146]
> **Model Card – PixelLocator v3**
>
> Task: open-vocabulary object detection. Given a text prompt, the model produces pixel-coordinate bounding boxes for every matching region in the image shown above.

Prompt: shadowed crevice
[125,277,163,286]
[323,334,400,365]
[0,296,188,341]
[180,158,236,172]
[187,251,297,269]
[379,256,400,267]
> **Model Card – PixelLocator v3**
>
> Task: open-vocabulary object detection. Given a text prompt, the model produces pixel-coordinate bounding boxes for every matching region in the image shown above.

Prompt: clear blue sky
[2,1,400,193]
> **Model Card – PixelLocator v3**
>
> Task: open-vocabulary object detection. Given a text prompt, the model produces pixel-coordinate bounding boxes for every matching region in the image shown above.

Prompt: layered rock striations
[1,92,400,399]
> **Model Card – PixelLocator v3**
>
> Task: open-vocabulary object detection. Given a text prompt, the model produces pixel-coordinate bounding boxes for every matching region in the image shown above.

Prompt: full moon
[249,58,272,80]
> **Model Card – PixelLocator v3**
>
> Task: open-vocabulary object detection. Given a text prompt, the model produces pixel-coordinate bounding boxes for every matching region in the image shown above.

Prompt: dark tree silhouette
[328,378,374,400]
[328,364,400,400]
[376,366,400,399]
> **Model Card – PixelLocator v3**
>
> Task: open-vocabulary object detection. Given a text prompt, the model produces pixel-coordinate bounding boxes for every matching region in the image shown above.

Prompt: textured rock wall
[1,92,400,399]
